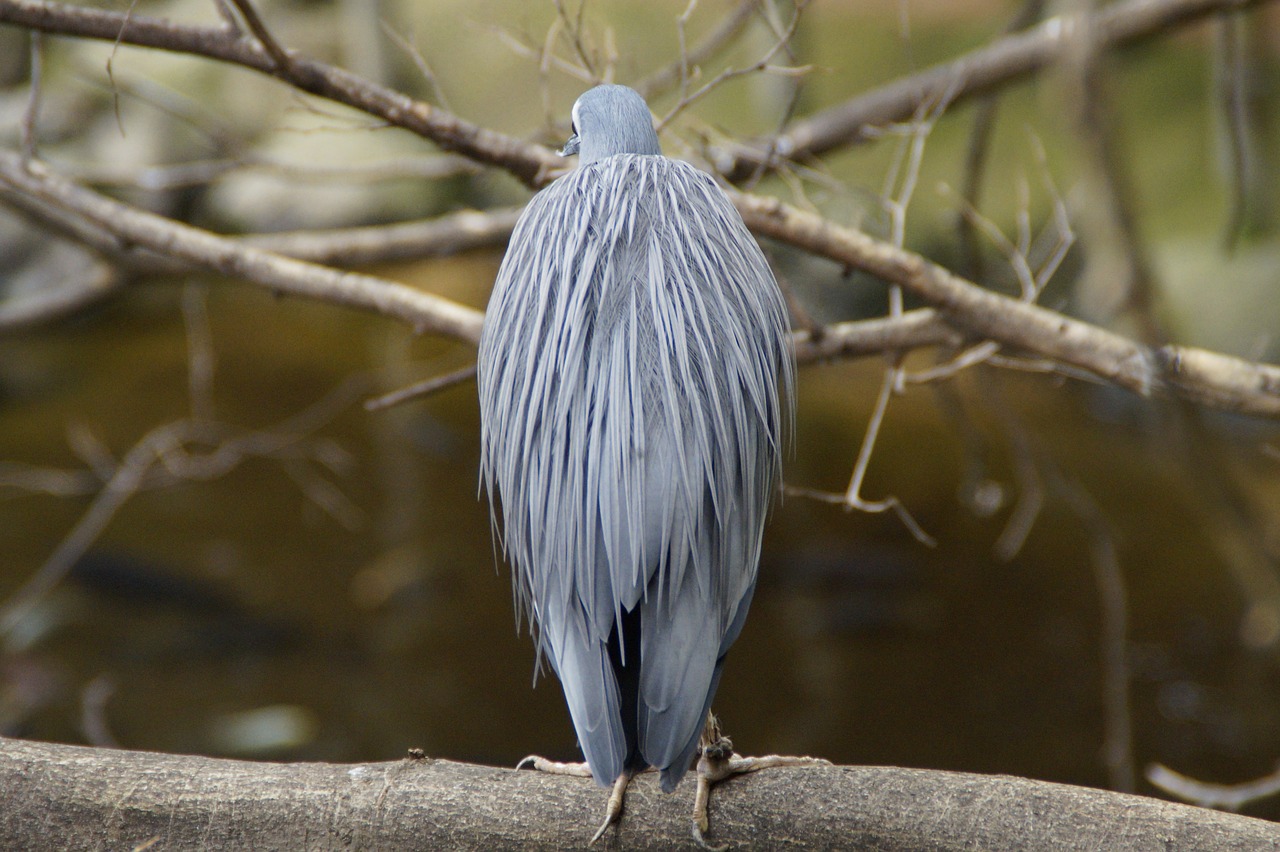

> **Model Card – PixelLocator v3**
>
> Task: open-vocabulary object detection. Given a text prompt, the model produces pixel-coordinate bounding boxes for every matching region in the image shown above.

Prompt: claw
[589,771,633,845]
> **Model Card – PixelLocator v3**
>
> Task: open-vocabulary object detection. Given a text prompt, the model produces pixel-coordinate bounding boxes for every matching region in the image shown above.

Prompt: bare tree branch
[226,0,292,73]
[0,0,1277,425]
[732,192,1280,418]
[708,0,1273,181]
[632,0,759,101]
[0,149,485,341]
[364,364,477,411]
[0,250,122,330]
[1,737,1278,851]
[5,146,1279,419]
[0,0,561,187]
[240,207,522,267]
[790,309,961,363]
[0,371,367,637]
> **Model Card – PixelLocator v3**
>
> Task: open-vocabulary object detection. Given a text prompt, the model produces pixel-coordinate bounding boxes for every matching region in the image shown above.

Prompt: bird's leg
[692,713,832,851]
[517,757,638,844]
[590,769,635,844]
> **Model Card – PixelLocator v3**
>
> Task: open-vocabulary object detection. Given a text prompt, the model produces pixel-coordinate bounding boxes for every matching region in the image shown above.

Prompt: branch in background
[0,0,561,187]
[364,364,477,411]
[0,157,967,373]
[0,155,956,371]
[4,149,1280,417]
[61,153,481,190]
[954,0,1049,282]
[0,374,368,637]
[1060,0,1165,342]
[632,0,759,102]
[790,309,960,363]
[1,183,518,271]
[0,0,1277,419]
[3,0,1266,193]
[732,192,1280,418]
[984,375,1135,792]
[226,0,292,73]
[708,0,1273,181]
[241,207,521,267]
[0,191,517,330]
[0,250,122,331]
[0,150,485,342]
[655,0,812,132]
[1211,9,1273,250]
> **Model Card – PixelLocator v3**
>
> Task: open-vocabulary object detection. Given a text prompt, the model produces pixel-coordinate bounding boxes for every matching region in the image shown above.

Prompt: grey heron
[478,83,814,845]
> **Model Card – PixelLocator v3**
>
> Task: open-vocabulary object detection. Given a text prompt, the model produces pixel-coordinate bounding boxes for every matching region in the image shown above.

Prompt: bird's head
[560,84,661,165]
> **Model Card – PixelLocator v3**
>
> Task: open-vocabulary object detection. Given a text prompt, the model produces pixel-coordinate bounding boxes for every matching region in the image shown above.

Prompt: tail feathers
[549,607,627,788]
[657,661,724,792]
[637,572,721,790]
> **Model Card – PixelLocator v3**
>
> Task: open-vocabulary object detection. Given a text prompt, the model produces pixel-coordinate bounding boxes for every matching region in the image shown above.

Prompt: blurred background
[2,0,1280,821]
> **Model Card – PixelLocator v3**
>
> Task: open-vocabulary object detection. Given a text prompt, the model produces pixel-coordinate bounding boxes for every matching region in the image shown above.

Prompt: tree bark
[1,737,1277,850]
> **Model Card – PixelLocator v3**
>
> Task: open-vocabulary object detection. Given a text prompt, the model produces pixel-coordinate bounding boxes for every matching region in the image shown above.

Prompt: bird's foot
[692,715,831,851]
[516,756,636,845]
[589,771,635,844]
[515,755,594,777]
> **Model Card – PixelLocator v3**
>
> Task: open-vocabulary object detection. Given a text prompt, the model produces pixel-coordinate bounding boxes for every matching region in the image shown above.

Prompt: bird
[477,83,799,844]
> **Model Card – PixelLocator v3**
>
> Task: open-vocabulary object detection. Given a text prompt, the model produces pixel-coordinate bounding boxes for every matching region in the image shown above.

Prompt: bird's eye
[570,121,578,135]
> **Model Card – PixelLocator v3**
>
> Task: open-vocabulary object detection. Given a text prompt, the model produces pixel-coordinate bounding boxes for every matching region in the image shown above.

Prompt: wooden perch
[1,737,1277,850]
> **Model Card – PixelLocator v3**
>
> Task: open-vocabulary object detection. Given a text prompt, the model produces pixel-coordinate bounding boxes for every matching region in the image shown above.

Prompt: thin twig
[20,31,42,162]
[710,0,1270,182]
[634,0,758,101]
[210,0,241,33]
[1056,469,1135,792]
[79,675,119,749]
[228,0,292,71]
[485,22,594,88]
[0,370,370,638]
[1213,11,1252,252]
[0,419,198,636]
[364,364,478,411]
[1061,0,1163,342]
[656,0,811,132]
[182,283,217,423]
[786,362,936,548]
[954,0,1047,281]
[0,0,561,186]
[553,0,597,80]
[991,399,1045,561]
[380,21,452,111]
[801,87,951,543]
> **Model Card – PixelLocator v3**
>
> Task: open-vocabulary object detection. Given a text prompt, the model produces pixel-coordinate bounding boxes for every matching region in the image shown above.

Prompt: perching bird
[477,84,797,843]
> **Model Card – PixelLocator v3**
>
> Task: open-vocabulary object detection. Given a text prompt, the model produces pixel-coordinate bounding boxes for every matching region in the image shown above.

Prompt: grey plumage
[477,84,793,793]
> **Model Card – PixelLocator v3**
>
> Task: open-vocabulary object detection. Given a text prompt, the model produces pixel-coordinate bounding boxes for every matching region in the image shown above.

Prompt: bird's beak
[559,133,580,157]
